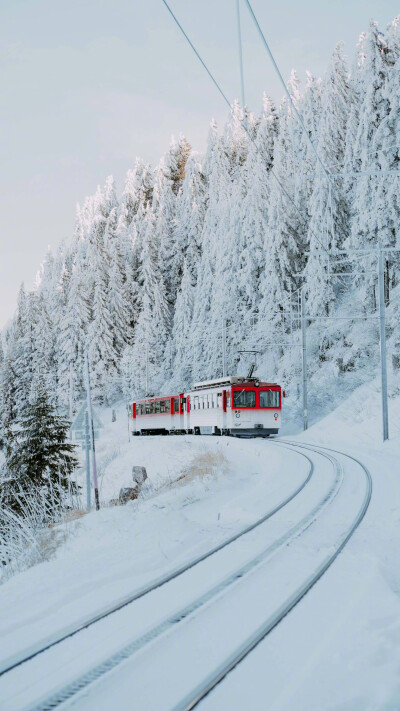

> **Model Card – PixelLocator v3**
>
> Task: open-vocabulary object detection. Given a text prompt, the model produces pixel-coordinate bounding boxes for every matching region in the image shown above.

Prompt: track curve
[0,440,372,711]
[0,443,312,677]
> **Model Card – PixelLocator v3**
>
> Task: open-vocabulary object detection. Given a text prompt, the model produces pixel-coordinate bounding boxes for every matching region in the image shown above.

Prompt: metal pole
[301,287,308,431]
[236,0,246,110]
[84,411,91,510]
[69,362,73,421]
[222,318,227,377]
[85,353,100,510]
[378,248,389,441]
[145,342,149,396]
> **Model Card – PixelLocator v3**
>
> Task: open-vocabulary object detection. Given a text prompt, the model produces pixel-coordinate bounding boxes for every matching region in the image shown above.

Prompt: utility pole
[69,362,73,421]
[145,342,149,396]
[301,287,308,431]
[84,411,91,510]
[378,247,389,441]
[85,353,100,510]
[222,318,227,378]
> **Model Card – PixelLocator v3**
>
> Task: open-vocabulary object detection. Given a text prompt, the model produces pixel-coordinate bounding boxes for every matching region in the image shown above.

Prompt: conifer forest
[1,17,400,433]
[2,8,400,709]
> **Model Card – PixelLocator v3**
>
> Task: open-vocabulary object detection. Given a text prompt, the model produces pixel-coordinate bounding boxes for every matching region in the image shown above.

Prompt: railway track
[0,440,371,711]
[0,443,313,677]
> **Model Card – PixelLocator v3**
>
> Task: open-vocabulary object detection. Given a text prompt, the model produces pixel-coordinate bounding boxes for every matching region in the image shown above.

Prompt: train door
[222,389,227,432]
[179,393,185,431]
[130,402,137,435]
[185,395,190,432]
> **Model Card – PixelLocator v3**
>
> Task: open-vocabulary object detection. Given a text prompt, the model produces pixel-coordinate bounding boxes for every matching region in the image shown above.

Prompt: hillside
[1,17,399,428]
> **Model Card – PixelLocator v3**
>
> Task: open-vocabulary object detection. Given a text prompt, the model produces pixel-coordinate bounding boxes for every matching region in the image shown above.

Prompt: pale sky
[1,0,398,328]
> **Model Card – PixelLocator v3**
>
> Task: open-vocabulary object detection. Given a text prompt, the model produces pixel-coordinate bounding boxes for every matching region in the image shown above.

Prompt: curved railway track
[0,442,313,677]
[0,440,372,711]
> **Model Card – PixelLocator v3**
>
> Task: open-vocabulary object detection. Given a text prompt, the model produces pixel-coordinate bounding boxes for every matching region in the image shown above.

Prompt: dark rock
[119,486,139,505]
[132,466,148,485]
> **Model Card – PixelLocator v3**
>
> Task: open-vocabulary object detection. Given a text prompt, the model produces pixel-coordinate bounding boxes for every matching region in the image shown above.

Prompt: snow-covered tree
[305,44,350,315]
[5,377,78,517]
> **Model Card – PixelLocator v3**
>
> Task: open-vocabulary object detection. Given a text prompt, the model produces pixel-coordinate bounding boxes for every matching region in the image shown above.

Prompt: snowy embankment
[259,380,400,711]
[0,411,307,664]
[0,385,399,710]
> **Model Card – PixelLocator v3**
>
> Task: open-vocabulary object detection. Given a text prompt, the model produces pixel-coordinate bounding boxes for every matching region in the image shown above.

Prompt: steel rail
[0,444,312,677]
[21,444,342,711]
[172,441,372,711]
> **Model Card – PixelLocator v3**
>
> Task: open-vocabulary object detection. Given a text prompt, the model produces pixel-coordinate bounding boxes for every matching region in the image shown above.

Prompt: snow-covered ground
[0,384,399,710]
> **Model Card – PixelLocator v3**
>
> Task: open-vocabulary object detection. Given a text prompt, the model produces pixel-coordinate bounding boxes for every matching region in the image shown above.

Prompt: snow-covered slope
[0,385,399,709]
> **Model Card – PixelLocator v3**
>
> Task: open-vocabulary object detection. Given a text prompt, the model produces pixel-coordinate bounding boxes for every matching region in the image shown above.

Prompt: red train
[129,376,283,438]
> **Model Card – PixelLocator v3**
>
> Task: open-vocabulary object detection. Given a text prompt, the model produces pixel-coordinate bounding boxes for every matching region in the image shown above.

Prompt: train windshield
[259,390,280,408]
[233,389,256,408]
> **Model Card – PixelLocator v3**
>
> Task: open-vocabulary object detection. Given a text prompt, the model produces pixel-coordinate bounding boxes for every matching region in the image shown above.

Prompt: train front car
[229,380,282,437]
[188,376,283,438]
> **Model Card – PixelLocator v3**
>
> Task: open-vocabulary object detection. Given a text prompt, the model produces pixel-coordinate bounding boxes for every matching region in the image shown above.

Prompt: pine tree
[349,21,396,305]
[373,18,400,293]
[5,378,78,516]
[124,207,170,395]
[305,43,350,315]
[170,259,195,387]
[258,93,306,331]
[173,153,206,284]
[0,339,5,450]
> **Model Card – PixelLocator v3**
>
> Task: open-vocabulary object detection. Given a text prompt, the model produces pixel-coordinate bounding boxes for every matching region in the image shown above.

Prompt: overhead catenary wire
[236,0,246,110]
[161,0,231,106]
[160,0,331,258]
[243,0,332,184]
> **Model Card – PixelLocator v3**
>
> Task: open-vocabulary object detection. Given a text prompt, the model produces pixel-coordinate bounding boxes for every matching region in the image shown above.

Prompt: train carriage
[131,393,187,435]
[129,376,283,437]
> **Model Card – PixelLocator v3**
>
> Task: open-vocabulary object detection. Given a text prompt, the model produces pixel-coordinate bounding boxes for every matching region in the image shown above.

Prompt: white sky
[1,0,399,328]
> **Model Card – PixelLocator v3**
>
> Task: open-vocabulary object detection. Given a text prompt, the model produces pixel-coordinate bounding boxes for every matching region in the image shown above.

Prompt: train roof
[191,376,279,391]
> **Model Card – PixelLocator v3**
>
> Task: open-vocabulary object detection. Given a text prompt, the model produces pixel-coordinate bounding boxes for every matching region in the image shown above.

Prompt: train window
[174,398,179,413]
[193,396,198,410]
[155,401,160,413]
[145,403,150,415]
[259,390,280,408]
[160,400,165,413]
[149,401,154,414]
[233,389,256,408]
[217,393,222,408]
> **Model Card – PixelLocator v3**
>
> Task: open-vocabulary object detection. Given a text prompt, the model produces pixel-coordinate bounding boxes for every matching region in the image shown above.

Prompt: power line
[161,0,331,258]
[243,0,331,183]
[236,0,246,110]
[161,0,231,107]
[303,170,400,179]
